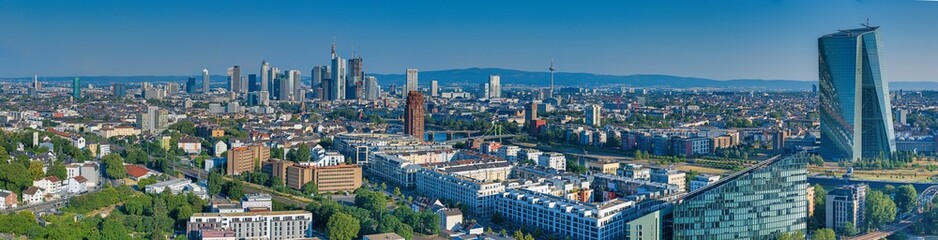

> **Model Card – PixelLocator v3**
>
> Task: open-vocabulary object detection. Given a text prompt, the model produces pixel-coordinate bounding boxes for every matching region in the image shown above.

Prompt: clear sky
[1,0,937,81]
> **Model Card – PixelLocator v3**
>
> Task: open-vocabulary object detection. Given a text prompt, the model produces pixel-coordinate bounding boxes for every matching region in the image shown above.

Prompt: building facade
[671,152,809,239]
[186,210,311,240]
[404,91,425,140]
[818,26,896,161]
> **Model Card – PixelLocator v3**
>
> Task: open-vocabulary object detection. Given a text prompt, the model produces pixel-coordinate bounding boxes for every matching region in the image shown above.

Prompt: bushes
[64,185,136,214]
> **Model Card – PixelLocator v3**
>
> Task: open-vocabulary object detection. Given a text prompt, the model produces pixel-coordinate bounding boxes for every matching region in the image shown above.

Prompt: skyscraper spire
[331,37,337,60]
[549,59,555,98]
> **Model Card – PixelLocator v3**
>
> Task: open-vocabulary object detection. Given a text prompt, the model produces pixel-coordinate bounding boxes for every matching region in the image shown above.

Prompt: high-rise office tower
[667,152,808,239]
[586,104,601,127]
[405,68,418,96]
[330,42,346,100]
[349,57,364,99]
[430,80,438,97]
[279,70,300,101]
[248,74,259,92]
[202,68,210,94]
[312,65,326,89]
[488,75,501,98]
[113,83,127,98]
[186,77,197,94]
[138,106,169,134]
[404,91,425,141]
[32,75,41,90]
[228,66,241,94]
[72,77,81,99]
[819,26,896,161]
[525,101,538,123]
[261,60,270,92]
[479,83,490,99]
[364,76,379,100]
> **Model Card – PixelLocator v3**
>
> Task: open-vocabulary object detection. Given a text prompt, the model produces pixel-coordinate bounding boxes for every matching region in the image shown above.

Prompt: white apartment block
[416,168,506,217]
[538,153,566,171]
[186,210,312,240]
[496,189,634,240]
[689,174,721,191]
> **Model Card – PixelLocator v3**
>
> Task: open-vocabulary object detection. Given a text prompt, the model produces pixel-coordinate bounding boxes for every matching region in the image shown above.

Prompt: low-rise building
[416,165,506,217]
[285,164,362,194]
[23,186,45,205]
[538,152,566,171]
[145,178,192,194]
[689,174,721,191]
[0,190,17,209]
[186,210,312,240]
[496,189,634,240]
[241,193,272,211]
[178,137,202,154]
[650,168,686,192]
[619,164,650,180]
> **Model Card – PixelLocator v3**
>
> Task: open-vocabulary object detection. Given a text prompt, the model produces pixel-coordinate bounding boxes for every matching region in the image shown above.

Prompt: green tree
[123,195,152,215]
[288,143,312,162]
[865,190,897,230]
[101,153,127,179]
[224,179,244,200]
[811,228,836,240]
[100,218,132,240]
[207,170,223,196]
[565,160,587,174]
[49,161,67,180]
[841,222,858,236]
[27,161,45,180]
[513,230,524,240]
[811,184,828,229]
[895,184,918,213]
[302,181,318,195]
[137,177,158,189]
[327,212,361,240]
[355,190,388,214]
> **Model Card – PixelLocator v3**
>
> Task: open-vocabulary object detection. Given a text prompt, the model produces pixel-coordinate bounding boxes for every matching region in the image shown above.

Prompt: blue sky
[1,0,937,81]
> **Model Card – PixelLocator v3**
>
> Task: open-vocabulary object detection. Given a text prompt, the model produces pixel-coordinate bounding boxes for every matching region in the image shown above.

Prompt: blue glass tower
[818,26,895,161]
[72,77,80,99]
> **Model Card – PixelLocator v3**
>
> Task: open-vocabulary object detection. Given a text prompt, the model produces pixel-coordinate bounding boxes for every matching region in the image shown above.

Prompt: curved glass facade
[672,152,809,239]
[818,27,896,161]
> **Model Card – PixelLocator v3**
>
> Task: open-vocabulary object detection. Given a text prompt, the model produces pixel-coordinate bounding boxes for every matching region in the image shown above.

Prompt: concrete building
[537,152,566,171]
[404,91,425,140]
[689,174,721,191]
[488,75,501,98]
[285,164,362,194]
[650,168,686,192]
[496,189,634,240]
[186,210,312,240]
[826,184,867,232]
[405,68,418,96]
[586,104,602,127]
[416,170,504,218]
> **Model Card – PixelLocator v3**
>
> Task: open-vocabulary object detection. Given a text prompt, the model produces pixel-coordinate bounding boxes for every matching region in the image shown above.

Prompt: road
[846,215,920,240]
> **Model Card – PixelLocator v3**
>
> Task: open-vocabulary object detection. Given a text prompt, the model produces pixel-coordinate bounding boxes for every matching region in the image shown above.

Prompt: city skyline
[1,1,937,81]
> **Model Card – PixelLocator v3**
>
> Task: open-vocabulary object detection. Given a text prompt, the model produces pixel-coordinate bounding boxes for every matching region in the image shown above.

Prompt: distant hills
[4,67,938,91]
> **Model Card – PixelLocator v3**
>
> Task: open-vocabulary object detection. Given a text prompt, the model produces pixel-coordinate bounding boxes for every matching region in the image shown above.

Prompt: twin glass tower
[819,26,896,161]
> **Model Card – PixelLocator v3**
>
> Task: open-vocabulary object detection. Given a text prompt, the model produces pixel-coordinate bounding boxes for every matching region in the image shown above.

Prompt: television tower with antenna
[549,60,555,99]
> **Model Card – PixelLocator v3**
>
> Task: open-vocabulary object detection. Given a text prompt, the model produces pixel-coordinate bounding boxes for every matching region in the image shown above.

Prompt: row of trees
[307,188,440,240]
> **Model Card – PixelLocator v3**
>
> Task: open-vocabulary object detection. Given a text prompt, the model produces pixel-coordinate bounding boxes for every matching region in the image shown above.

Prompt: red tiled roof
[73,176,88,183]
[125,165,150,178]
[43,176,61,183]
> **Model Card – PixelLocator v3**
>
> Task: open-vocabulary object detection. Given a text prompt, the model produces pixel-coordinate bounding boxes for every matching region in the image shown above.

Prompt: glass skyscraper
[671,152,809,239]
[72,77,80,99]
[818,26,896,161]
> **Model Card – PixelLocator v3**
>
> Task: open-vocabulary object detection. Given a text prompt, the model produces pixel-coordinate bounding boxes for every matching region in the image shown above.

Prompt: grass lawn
[808,159,938,183]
